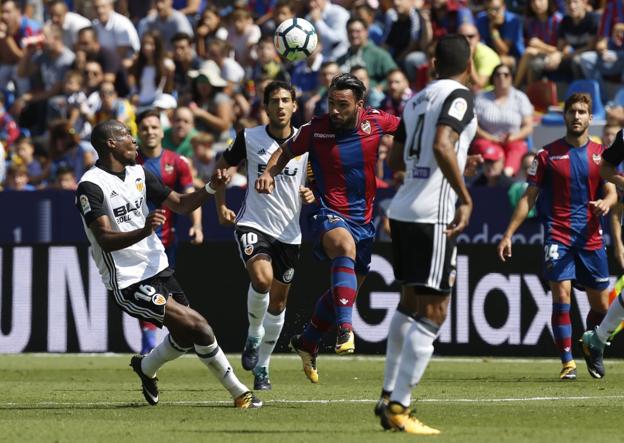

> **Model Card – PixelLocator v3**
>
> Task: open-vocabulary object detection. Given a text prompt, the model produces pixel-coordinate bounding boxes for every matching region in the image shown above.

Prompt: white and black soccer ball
[274,18,318,62]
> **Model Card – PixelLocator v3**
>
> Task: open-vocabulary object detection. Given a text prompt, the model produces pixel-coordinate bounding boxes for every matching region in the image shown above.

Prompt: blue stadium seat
[540,80,606,126]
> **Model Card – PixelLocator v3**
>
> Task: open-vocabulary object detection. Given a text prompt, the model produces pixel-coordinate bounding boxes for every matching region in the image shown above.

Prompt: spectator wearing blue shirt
[476,0,525,67]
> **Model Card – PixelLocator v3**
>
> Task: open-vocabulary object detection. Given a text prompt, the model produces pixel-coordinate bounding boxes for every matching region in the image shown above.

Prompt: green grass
[0,354,623,442]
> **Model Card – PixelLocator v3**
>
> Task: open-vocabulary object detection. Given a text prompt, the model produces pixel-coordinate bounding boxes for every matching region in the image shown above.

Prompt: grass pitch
[1,354,623,443]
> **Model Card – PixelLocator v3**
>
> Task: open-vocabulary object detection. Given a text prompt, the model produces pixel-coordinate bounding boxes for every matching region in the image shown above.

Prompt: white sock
[195,342,248,398]
[390,317,438,408]
[596,294,624,343]
[247,284,269,339]
[256,310,285,370]
[141,334,190,378]
[382,309,414,393]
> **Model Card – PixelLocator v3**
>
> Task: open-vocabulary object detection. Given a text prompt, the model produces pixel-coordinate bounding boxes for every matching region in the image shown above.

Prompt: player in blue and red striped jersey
[256,73,401,383]
[135,109,203,354]
[497,92,617,380]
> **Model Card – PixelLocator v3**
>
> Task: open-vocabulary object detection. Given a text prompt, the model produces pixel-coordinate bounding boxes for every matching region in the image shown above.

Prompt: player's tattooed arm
[89,210,167,252]
[497,185,540,262]
[434,125,473,237]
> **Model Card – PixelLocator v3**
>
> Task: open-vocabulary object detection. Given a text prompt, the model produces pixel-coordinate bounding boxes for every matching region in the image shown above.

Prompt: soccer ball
[274,18,318,62]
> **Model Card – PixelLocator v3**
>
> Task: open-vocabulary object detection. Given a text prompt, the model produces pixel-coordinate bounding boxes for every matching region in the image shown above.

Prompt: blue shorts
[543,242,610,290]
[309,208,375,275]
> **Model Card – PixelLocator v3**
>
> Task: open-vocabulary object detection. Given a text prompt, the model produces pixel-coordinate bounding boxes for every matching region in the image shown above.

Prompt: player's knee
[268,299,286,314]
[250,267,273,293]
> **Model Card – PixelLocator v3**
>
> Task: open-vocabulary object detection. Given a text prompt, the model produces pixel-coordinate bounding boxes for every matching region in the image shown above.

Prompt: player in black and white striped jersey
[375,35,478,434]
[75,119,262,409]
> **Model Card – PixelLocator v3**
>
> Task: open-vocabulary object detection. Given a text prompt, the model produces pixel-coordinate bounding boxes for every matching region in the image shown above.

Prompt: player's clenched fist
[255,172,275,194]
[210,168,231,189]
[144,209,166,234]
[497,236,512,262]
[299,186,315,204]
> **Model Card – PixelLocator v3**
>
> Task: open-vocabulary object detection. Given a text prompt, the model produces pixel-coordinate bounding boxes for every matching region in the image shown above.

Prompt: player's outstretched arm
[89,210,166,252]
[433,125,473,237]
[255,144,295,194]
[497,185,539,262]
[164,169,230,214]
[213,156,237,226]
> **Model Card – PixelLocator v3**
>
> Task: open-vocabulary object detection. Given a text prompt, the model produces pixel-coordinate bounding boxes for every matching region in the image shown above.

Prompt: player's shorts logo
[326,214,343,224]
[152,293,167,306]
[592,154,601,165]
[283,268,295,283]
[361,120,371,134]
[244,245,254,255]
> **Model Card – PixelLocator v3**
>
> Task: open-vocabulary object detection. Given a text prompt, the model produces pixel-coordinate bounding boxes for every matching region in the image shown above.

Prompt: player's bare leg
[378,287,443,434]
[321,227,358,354]
[242,255,273,371]
[133,297,261,408]
[252,280,290,390]
[550,281,577,379]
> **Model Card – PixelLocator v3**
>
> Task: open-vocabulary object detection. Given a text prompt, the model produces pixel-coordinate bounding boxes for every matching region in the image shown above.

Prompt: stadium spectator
[93,80,138,136]
[0,0,41,94]
[116,0,153,25]
[306,0,350,61]
[48,70,91,139]
[204,38,246,88]
[471,144,514,187]
[602,122,621,147]
[46,0,90,49]
[350,65,384,107]
[514,0,562,87]
[353,0,384,45]
[171,32,200,100]
[163,107,198,157]
[270,0,297,36]
[227,7,261,67]
[84,60,106,111]
[381,0,431,84]
[578,0,624,95]
[195,5,228,59]
[546,0,598,82]
[152,93,178,129]
[472,64,534,176]
[14,136,43,185]
[507,151,537,218]
[92,0,140,68]
[338,17,398,90]
[128,30,175,111]
[4,163,34,190]
[53,165,78,190]
[187,61,234,144]
[15,23,75,135]
[458,22,501,91]
[249,35,286,84]
[190,132,217,188]
[380,69,413,117]
[290,39,324,95]
[47,119,95,182]
[137,0,194,53]
[0,90,20,147]
[303,60,340,121]
[428,0,474,41]
[475,0,525,67]
[74,26,129,96]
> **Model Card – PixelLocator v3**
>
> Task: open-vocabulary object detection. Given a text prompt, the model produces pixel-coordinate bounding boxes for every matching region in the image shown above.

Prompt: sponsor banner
[1,244,623,356]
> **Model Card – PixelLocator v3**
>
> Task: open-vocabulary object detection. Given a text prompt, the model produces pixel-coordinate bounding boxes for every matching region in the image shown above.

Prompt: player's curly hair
[329,73,367,102]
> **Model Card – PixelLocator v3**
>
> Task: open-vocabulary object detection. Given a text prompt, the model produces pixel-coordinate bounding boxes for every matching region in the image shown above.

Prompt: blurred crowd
[1,0,623,194]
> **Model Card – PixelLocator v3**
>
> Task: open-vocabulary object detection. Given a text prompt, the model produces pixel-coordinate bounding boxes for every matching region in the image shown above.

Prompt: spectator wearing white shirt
[92,0,140,68]
[306,0,350,61]
[47,0,91,49]
[138,0,194,53]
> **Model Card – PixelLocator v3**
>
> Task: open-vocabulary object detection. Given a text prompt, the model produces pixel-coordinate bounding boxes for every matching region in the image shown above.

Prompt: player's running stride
[256,73,401,383]
[375,35,477,435]
[498,93,616,380]
[213,81,314,390]
[75,120,261,409]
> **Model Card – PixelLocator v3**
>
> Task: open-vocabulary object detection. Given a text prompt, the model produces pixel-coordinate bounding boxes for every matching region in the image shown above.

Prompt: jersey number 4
[407,114,425,161]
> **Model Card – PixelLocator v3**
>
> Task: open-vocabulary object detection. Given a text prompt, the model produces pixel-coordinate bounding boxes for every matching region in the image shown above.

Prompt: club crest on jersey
[592,154,601,165]
[151,293,167,306]
[79,194,91,214]
[361,120,371,134]
[283,268,295,283]
[164,163,174,174]
[244,245,254,255]
[135,178,145,193]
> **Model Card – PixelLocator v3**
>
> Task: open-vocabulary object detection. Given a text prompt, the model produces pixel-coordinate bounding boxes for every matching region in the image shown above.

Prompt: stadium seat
[540,79,606,126]
[526,80,558,114]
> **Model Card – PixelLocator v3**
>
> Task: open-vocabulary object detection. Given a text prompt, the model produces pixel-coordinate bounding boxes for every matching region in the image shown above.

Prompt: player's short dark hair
[263,80,296,105]
[435,34,471,78]
[346,17,366,29]
[329,73,366,102]
[136,109,162,127]
[91,120,126,153]
[564,92,592,114]
[171,32,192,45]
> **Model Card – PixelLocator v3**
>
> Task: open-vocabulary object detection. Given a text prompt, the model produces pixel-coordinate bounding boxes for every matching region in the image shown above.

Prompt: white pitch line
[2,395,623,408]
